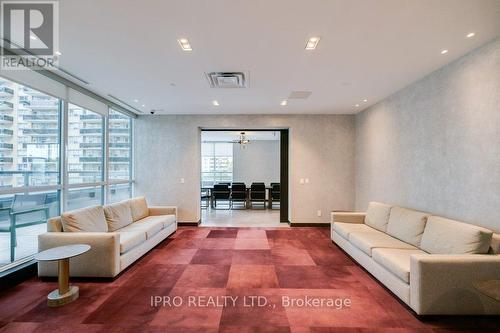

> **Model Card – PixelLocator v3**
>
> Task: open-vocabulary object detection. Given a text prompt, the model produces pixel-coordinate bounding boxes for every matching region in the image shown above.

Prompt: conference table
[201,185,274,209]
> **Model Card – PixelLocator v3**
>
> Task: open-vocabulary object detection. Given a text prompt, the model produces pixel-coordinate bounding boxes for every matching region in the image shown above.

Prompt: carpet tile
[0,226,498,333]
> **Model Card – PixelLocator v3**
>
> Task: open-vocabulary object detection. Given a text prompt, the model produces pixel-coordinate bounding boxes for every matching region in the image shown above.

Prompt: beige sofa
[38,197,177,278]
[331,202,500,315]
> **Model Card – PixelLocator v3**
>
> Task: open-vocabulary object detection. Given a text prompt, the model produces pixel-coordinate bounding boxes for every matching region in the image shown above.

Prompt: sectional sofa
[38,197,177,278]
[331,202,500,315]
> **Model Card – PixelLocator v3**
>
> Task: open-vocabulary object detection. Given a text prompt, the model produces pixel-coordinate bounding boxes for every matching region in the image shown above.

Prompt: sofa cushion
[372,248,427,283]
[139,215,176,229]
[61,205,108,232]
[104,201,133,231]
[386,207,428,247]
[119,217,163,239]
[333,222,380,240]
[420,216,493,254]
[349,232,417,256]
[118,231,146,254]
[365,202,392,232]
[126,197,149,222]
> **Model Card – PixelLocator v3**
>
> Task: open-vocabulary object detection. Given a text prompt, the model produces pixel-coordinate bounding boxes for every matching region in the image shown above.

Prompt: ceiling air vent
[205,72,248,88]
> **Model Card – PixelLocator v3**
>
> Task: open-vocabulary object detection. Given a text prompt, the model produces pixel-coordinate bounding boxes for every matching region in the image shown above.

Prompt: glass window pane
[0,190,60,271]
[68,104,103,184]
[201,142,233,186]
[0,77,61,188]
[108,109,132,181]
[67,186,103,210]
[108,183,132,203]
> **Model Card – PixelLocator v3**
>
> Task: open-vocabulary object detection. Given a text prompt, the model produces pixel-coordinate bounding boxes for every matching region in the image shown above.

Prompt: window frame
[0,75,135,272]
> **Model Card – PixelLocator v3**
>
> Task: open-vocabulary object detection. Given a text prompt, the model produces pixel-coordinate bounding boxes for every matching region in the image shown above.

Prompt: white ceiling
[202,131,280,142]
[58,0,500,115]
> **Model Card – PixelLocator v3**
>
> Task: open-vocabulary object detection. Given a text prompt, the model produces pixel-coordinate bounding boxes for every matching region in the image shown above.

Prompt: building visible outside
[0,77,133,269]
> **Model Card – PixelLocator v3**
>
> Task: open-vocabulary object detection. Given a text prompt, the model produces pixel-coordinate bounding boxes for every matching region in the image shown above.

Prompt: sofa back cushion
[126,196,149,222]
[386,207,428,247]
[104,201,133,231]
[61,205,108,232]
[420,216,493,254]
[365,202,392,232]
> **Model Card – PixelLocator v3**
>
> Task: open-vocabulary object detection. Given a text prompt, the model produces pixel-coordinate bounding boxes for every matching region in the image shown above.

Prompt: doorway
[200,129,289,227]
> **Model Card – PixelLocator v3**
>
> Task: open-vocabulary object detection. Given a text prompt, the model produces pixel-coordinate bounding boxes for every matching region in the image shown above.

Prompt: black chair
[249,182,266,209]
[230,182,247,209]
[270,183,281,209]
[212,184,231,209]
[201,188,210,209]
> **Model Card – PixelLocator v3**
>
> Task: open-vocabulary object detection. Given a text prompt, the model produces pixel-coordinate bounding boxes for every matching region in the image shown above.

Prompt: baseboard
[290,222,330,227]
[178,220,201,226]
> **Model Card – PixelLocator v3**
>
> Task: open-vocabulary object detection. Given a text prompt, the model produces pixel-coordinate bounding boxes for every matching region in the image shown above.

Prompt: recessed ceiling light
[177,38,192,51]
[212,100,219,106]
[141,104,145,107]
[305,36,320,50]
[133,99,139,103]
[55,51,62,56]
[363,99,368,102]
[466,32,475,38]
[280,100,288,106]
[355,104,360,107]
[441,49,448,55]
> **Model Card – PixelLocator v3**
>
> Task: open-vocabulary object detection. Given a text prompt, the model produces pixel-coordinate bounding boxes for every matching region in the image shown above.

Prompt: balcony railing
[0,115,14,122]
[0,143,14,149]
[0,129,14,135]
[21,128,59,135]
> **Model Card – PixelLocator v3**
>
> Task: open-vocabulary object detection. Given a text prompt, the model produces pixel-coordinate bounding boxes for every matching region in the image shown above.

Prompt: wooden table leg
[58,258,69,294]
[47,258,79,307]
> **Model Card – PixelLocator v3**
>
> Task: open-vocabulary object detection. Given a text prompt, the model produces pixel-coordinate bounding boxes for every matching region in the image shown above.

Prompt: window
[108,109,132,181]
[0,75,135,272]
[201,142,233,187]
[0,77,61,269]
[0,78,61,188]
[68,104,104,184]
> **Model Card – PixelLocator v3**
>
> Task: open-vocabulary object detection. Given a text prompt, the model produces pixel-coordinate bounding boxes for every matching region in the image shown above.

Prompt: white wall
[134,115,355,224]
[233,140,280,185]
[355,38,500,232]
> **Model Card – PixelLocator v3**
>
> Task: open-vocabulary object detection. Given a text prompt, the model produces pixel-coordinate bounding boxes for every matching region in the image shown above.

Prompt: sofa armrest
[331,212,366,224]
[410,254,500,315]
[149,206,177,219]
[38,232,120,278]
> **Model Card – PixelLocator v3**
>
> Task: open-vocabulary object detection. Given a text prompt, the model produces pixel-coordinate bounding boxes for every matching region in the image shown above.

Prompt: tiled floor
[201,208,284,227]
[0,224,46,269]
[0,226,498,332]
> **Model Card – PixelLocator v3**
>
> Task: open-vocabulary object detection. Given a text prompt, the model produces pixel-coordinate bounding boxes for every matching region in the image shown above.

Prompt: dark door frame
[200,128,289,223]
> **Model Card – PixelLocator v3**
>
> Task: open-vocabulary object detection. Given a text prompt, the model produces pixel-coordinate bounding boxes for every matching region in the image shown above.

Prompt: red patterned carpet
[0,227,498,332]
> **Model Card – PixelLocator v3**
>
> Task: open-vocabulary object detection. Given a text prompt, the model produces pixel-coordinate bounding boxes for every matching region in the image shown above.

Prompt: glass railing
[0,171,59,188]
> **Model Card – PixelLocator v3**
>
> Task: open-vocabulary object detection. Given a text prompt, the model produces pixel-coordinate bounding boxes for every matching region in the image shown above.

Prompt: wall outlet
[180,178,185,184]
[305,178,310,184]
[300,178,305,184]
[317,210,322,217]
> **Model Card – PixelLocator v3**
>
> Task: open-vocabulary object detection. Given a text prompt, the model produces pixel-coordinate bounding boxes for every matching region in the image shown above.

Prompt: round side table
[35,244,91,307]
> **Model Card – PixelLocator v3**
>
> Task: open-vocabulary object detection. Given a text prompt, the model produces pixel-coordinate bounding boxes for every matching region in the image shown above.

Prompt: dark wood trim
[200,128,290,224]
[178,220,201,226]
[0,261,37,292]
[280,129,289,223]
[290,222,330,227]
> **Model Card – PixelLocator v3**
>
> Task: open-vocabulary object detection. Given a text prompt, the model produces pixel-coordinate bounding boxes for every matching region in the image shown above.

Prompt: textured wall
[135,115,355,224]
[355,38,500,232]
[233,140,280,185]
